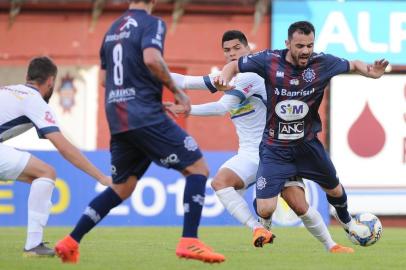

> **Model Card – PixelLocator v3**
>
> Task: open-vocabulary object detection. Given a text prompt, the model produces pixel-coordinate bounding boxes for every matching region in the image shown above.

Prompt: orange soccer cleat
[54,235,80,263]
[329,244,354,254]
[175,237,225,263]
[252,227,274,247]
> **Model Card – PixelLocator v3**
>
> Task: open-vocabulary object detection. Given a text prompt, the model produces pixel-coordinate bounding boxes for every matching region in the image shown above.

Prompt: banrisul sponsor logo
[276,100,309,121]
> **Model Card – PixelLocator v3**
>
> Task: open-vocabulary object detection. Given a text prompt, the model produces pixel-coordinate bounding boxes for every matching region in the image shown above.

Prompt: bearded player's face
[286,31,315,68]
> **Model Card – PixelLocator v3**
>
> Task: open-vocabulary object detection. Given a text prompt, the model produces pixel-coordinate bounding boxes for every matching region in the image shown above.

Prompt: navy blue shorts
[110,117,203,184]
[255,138,340,199]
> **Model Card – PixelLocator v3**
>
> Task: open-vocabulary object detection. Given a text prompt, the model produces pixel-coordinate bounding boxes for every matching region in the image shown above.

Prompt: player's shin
[182,174,207,238]
[26,178,55,250]
[326,186,352,225]
[70,187,122,243]
[299,206,336,250]
[216,187,261,230]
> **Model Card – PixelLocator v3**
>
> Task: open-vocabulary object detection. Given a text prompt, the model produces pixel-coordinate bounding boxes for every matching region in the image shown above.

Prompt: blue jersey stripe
[225,89,246,103]
[230,110,255,119]
[203,76,218,93]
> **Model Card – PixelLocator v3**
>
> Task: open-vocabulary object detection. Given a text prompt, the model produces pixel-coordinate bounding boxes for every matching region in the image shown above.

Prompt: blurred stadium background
[0,0,405,229]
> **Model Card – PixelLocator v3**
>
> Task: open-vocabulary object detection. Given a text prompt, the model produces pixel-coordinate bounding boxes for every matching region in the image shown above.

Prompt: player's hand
[99,175,112,186]
[163,101,186,118]
[367,59,389,78]
[174,90,191,116]
[213,75,235,91]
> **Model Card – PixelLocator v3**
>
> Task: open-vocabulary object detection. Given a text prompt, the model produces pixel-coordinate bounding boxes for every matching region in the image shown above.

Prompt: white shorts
[0,143,30,181]
[220,153,305,189]
[220,154,258,188]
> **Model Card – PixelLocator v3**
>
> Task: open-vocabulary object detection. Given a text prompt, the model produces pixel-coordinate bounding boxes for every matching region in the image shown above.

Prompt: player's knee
[325,184,343,197]
[289,203,308,216]
[257,207,273,219]
[211,177,226,191]
[112,177,137,200]
[211,175,244,191]
[183,158,209,177]
[37,163,56,180]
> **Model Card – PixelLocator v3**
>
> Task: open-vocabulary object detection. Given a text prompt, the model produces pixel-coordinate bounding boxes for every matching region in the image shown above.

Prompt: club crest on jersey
[257,176,267,190]
[302,68,316,83]
[57,74,76,113]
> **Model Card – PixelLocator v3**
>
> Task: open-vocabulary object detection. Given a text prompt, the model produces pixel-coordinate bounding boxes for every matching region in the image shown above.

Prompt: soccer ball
[347,213,383,247]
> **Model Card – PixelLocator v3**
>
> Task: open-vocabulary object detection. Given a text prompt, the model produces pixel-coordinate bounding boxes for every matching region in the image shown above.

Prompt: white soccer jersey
[0,84,60,142]
[205,72,267,162]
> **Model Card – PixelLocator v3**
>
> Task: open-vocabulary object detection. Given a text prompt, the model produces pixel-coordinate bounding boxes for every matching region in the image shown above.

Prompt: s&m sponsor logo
[276,100,309,121]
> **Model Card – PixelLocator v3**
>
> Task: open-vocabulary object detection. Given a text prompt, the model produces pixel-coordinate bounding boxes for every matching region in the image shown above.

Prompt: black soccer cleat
[23,242,55,257]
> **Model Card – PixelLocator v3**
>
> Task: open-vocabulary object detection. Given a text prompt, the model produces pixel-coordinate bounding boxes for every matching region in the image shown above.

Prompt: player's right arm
[46,132,111,186]
[191,94,240,116]
[165,94,239,116]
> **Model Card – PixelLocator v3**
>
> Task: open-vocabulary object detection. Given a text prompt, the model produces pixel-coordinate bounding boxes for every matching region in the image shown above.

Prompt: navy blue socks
[326,186,351,224]
[70,187,123,243]
[182,174,207,238]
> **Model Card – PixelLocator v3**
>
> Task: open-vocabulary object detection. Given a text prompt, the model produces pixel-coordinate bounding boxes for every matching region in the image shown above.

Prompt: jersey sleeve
[141,18,167,53]
[323,54,350,76]
[171,72,218,93]
[22,95,60,138]
[238,50,268,79]
[191,94,240,116]
[225,73,263,102]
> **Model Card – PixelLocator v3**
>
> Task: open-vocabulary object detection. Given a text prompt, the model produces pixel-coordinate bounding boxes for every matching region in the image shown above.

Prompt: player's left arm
[171,73,218,93]
[99,38,107,87]
[142,19,191,114]
[349,59,389,79]
[46,132,112,186]
[100,69,106,87]
[215,61,240,91]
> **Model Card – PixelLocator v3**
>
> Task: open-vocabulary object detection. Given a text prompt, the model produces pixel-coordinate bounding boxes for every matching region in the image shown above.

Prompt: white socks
[25,178,55,250]
[215,187,261,230]
[300,207,336,250]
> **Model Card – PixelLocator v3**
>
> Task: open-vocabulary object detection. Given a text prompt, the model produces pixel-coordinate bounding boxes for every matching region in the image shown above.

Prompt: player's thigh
[0,143,30,182]
[218,154,258,189]
[132,118,203,173]
[18,155,56,183]
[110,133,151,185]
[296,138,339,190]
[256,145,296,199]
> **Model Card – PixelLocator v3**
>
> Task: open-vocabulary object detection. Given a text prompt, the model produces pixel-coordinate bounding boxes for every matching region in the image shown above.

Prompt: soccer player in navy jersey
[215,21,388,245]
[55,0,224,264]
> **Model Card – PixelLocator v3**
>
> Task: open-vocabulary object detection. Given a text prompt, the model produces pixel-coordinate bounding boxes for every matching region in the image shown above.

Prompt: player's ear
[285,39,290,49]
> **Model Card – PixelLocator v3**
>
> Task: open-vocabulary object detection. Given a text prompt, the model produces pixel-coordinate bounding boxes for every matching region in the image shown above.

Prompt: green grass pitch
[0,226,405,270]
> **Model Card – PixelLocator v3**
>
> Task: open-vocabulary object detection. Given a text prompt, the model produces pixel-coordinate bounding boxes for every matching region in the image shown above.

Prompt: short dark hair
[222,30,248,47]
[288,21,315,39]
[26,56,57,85]
[128,0,153,3]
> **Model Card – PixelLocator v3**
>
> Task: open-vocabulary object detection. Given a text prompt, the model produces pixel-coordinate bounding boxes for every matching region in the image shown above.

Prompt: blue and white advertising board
[0,151,329,226]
